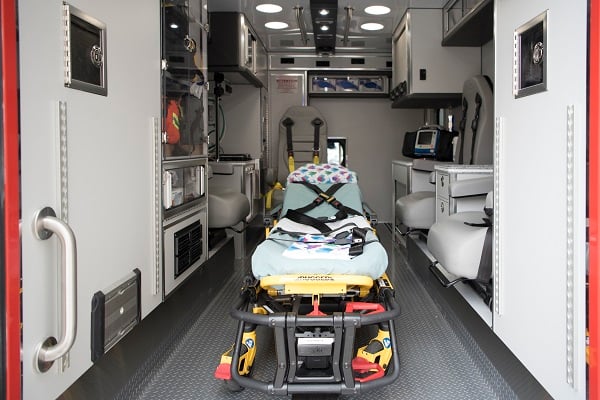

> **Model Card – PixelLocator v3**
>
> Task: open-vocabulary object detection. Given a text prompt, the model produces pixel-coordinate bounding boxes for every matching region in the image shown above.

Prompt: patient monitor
[414,127,440,157]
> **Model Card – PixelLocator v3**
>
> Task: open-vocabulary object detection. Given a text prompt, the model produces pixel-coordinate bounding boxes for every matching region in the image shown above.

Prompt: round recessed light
[319,9,330,16]
[265,21,288,29]
[361,22,384,31]
[256,4,282,13]
[170,23,179,29]
[320,25,329,31]
[364,5,391,15]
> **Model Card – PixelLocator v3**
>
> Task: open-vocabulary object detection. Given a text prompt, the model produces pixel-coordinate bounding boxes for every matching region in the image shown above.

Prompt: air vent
[280,57,295,64]
[351,58,365,65]
[174,221,203,278]
[279,39,295,47]
[316,60,330,67]
[351,40,366,47]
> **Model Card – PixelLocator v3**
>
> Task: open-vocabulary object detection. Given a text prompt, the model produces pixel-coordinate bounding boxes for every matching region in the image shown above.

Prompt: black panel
[350,58,365,65]
[315,60,330,67]
[280,57,295,64]
[310,0,338,53]
[174,221,203,278]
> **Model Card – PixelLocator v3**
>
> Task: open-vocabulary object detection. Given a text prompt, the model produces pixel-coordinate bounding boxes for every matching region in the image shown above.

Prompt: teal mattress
[252,182,388,279]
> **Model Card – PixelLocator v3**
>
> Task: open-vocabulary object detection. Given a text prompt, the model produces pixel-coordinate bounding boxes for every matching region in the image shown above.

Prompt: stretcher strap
[469,92,482,165]
[284,209,331,233]
[458,97,468,164]
[282,117,295,172]
[293,182,363,221]
[311,117,323,163]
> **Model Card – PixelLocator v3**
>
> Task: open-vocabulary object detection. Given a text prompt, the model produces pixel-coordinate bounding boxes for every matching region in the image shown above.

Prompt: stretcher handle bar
[229,301,402,395]
[33,207,78,372]
[230,288,400,327]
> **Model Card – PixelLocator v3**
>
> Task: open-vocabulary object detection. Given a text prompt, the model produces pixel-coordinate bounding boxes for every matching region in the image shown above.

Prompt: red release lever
[352,357,385,382]
[345,302,385,314]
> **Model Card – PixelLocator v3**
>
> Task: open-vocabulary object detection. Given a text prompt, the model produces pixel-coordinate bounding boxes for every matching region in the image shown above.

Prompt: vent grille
[174,221,203,278]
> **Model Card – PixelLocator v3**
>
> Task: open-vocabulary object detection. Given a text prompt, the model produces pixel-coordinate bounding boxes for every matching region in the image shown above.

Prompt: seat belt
[293,182,363,221]
[282,117,295,172]
[311,118,323,164]
[457,97,468,164]
[469,93,482,165]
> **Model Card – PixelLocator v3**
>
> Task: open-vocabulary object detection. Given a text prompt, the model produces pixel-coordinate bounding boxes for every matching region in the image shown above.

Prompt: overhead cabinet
[208,12,268,88]
[390,8,481,108]
[442,0,494,46]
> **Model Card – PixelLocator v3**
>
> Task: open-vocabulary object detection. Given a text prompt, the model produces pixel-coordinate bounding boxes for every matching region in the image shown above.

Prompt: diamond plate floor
[126,225,516,400]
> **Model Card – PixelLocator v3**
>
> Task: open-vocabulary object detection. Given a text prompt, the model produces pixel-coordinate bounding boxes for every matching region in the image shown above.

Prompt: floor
[110,224,517,400]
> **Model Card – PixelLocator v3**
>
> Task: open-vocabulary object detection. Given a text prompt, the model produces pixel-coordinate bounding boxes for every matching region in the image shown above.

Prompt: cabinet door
[19,1,161,398]
[494,1,587,399]
[162,0,208,159]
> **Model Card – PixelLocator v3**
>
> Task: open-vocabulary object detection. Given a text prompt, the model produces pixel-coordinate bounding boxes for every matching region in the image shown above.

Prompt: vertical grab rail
[33,207,77,373]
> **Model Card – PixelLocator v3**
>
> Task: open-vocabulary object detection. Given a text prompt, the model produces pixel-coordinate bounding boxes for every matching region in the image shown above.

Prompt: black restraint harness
[273,182,372,256]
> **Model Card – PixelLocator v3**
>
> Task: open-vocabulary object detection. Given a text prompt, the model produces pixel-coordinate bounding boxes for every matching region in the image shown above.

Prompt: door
[18,1,161,398]
[494,1,587,399]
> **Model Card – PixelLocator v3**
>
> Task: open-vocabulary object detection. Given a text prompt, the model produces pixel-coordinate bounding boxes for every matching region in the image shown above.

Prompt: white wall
[309,98,423,222]
[219,84,263,159]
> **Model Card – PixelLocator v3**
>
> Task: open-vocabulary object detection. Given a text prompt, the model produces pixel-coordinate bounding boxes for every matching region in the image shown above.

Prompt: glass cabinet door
[163,161,206,216]
[161,0,208,159]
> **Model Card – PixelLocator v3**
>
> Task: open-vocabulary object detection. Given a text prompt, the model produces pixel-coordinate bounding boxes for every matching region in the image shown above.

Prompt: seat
[427,192,493,304]
[264,106,328,210]
[215,164,401,395]
[395,75,494,232]
[206,165,250,259]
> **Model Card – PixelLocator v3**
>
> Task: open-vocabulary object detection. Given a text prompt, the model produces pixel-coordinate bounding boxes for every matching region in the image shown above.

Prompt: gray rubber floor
[124,225,516,400]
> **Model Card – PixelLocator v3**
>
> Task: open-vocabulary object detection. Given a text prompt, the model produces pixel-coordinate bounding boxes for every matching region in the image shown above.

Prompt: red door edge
[590,0,600,398]
[1,0,21,399]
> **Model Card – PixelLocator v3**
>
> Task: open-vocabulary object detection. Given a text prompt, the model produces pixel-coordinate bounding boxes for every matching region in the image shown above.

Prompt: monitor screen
[417,130,434,145]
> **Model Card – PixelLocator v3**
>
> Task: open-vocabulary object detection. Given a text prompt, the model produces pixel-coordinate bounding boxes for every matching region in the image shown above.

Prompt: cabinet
[434,164,492,221]
[442,0,493,46]
[161,0,209,296]
[208,12,268,88]
[161,0,208,159]
[390,8,481,108]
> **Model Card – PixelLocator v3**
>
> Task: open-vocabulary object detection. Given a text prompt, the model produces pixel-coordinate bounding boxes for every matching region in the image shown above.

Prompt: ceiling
[207,0,446,53]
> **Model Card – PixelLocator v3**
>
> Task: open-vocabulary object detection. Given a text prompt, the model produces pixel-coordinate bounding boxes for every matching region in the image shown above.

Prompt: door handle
[33,207,77,373]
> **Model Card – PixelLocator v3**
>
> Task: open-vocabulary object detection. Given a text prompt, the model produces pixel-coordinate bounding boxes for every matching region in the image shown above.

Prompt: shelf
[442,0,494,47]
[391,93,462,109]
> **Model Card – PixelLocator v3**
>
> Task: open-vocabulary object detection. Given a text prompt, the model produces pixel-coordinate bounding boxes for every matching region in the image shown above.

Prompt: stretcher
[215,164,401,396]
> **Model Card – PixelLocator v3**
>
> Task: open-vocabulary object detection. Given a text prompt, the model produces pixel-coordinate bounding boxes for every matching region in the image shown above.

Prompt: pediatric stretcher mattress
[252,173,388,279]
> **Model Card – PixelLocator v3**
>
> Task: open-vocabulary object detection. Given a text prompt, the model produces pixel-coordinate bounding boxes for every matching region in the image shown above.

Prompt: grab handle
[33,207,77,373]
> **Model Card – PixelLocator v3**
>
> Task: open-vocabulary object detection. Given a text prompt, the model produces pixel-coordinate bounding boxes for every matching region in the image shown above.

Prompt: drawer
[436,198,450,221]
[436,172,449,200]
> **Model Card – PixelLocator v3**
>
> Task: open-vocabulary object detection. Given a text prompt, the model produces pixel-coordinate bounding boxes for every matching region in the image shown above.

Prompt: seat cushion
[207,186,250,228]
[395,191,435,230]
[427,211,489,280]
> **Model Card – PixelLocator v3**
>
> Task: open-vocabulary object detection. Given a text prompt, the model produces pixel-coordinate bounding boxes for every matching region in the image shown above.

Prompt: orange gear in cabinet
[164,99,182,144]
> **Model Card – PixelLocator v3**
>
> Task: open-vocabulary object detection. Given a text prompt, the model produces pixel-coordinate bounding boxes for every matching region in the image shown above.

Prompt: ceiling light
[361,22,384,31]
[364,5,391,15]
[320,25,329,31]
[170,23,179,29]
[319,9,330,16]
[256,4,282,13]
[265,21,288,29]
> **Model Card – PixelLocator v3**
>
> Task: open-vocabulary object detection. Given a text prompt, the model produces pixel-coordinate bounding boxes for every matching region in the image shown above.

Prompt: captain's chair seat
[427,192,493,281]
[395,191,435,230]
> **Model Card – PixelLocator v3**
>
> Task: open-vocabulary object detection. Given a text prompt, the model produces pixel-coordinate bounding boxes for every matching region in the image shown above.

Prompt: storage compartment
[161,0,208,159]
[163,159,207,219]
[208,12,267,88]
[390,8,481,108]
[442,0,493,46]
[163,209,208,295]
